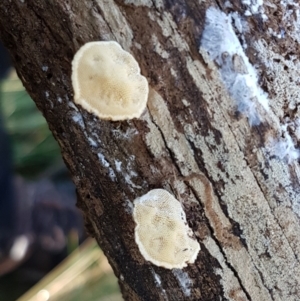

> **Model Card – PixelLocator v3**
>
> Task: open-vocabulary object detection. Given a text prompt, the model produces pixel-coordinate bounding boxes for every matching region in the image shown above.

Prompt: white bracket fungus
[71,41,148,121]
[133,189,200,269]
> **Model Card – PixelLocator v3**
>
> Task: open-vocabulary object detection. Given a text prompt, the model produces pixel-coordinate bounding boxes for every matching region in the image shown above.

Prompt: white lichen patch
[114,159,122,172]
[258,144,300,220]
[134,42,142,50]
[94,0,134,50]
[254,40,300,162]
[203,237,249,301]
[230,12,244,34]
[124,0,152,7]
[133,189,200,269]
[97,153,116,181]
[112,127,139,140]
[108,169,116,181]
[181,99,190,107]
[68,101,78,111]
[142,111,167,158]
[98,153,109,167]
[172,269,191,297]
[242,0,267,20]
[147,89,199,175]
[87,137,97,147]
[224,0,233,8]
[71,112,85,129]
[151,270,168,299]
[200,7,269,126]
[254,40,299,118]
[149,11,189,52]
[123,199,134,214]
[153,271,162,286]
[152,35,169,59]
[124,173,141,189]
[279,0,300,42]
[266,127,300,163]
[120,155,144,190]
[170,67,177,78]
[293,8,300,42]
[72,41,148,121]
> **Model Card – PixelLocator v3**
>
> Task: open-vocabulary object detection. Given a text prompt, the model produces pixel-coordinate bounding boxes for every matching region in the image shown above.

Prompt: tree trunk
[1,1,300,300]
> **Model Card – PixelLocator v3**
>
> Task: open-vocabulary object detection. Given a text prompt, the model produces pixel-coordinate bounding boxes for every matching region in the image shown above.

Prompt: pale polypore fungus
[133,189,200,269]
[71,41,148,121]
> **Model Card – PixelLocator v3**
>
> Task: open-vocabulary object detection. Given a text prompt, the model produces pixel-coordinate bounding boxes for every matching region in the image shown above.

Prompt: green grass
[0,73,61,177]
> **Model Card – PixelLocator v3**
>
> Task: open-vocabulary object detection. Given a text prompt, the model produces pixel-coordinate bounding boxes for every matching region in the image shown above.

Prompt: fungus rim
[71,41,149,121]
[133,189,200,269]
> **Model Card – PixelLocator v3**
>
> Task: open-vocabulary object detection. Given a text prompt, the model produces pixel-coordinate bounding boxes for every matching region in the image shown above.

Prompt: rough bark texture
[1,0,300,300]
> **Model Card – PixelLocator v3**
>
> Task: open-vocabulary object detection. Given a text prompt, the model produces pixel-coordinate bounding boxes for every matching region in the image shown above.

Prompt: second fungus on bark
[71,41,148,121]
[133,189,200,269]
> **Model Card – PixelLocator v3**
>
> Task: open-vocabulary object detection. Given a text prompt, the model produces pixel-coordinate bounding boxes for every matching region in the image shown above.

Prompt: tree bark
[1,0,300,300]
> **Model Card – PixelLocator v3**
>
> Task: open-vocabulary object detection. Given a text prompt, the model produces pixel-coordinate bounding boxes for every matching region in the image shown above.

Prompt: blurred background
[0,42,121,301]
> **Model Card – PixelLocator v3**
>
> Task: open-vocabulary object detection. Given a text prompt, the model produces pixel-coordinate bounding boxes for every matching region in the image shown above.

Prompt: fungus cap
[71,41,148,121]
[133,189,200,269]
